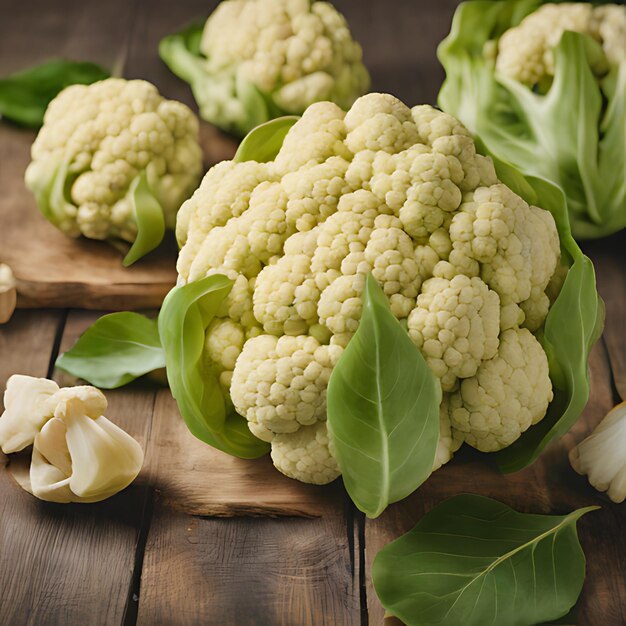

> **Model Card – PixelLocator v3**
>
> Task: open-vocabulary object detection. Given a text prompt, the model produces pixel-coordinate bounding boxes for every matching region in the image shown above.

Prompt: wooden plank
[583,232,626,401]
[0,310,156,626]
[136,501,360,626]
[364,340,625,626]
[146,389,352,517]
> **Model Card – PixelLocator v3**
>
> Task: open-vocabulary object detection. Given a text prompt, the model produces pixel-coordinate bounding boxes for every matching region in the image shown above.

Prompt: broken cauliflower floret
[0,376,144,503]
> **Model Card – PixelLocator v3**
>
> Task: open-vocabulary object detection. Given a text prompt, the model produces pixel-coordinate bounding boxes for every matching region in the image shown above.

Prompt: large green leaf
[123,170,166,266]
[327,273,441,519]
[158,275,269,459]
[492,176,603,472]
[55,312,165,388]
[0,59,109,128]
[234,116,299,163]
[373,494,597,626]
[438,0,626,239]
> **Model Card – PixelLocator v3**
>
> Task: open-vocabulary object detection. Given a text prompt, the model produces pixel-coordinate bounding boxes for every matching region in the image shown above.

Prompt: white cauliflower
[496,3,625,85]
[176,93,560,483]
[25,78,202,247]
[160,0,370,136]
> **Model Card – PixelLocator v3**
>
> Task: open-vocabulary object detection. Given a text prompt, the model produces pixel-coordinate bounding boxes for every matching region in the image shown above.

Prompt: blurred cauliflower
[496,3,625,85]
[175,93,562,484]
[438,1,626,240]
[25,78,202,253]
[160,0,370,136]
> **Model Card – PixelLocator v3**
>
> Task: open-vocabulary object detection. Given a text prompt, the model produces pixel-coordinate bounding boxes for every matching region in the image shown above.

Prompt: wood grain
[136,500,360,626]
[146,389,346,517]
[583,232,626,401]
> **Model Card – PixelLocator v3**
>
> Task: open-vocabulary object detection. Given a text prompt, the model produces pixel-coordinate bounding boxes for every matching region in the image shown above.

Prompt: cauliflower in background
[25,78,202,246]
[438,1,626,240]
[176,93,561,484]
[160,0,370,136]
[496,3,625,86]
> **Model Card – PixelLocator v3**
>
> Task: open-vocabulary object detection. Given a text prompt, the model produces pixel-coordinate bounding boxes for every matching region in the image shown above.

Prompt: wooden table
[1,1,624,624]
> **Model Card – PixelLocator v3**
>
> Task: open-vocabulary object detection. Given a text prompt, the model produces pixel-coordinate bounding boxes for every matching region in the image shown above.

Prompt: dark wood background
[1,1,624,625]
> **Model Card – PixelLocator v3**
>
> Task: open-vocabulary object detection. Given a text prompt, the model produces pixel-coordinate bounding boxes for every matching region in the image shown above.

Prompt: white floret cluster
[26,78,202,242]
[177,93,560,483]
[200,0,369,116]
[496,3,626,86]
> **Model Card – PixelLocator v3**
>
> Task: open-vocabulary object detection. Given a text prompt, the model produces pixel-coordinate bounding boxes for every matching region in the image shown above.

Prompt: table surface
[1,1,625,625]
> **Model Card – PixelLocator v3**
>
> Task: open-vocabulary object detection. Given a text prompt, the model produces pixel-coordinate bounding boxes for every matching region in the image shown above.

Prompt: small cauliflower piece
[25,78,202,244]
[0,375,59,454]
[271,421,340,485]
[448,328,553,452]
[0,263,17,324]
[29,385,144,503]
[569,402,626,504]
[0,376,144,503]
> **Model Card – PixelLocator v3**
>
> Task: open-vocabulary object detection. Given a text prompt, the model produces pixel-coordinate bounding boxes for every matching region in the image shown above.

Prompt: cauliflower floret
[271,421,340,485]
[448,328,553,452]
[195,0,369,132]
[408,275,500,391]
[433,396,464,471]
[438,184,559,329]
[25,78,202,243]
[178,93,562,483]
[496,3,625,86]
[204,318,246,393]
[230,335,342,442]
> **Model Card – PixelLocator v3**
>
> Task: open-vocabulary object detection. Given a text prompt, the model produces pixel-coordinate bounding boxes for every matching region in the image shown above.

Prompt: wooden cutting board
[0,123,237,310]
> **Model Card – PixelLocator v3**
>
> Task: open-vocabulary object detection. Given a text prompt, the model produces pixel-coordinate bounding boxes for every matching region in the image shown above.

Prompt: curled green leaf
[492,175,603,472]
[55,312,165,389]
[373,494,597,626]
[234,116,299,164]
[158,275,269,459]
[123,170,166,267]
[327,273,441,519]
[0,59,109,128]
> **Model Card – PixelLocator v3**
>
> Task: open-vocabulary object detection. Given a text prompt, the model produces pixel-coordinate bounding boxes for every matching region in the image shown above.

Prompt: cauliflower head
[160,0,370,136]
[25,78,203,247]
[175,93,563,484]
[438,1,626,240]
[496,3,625,86]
